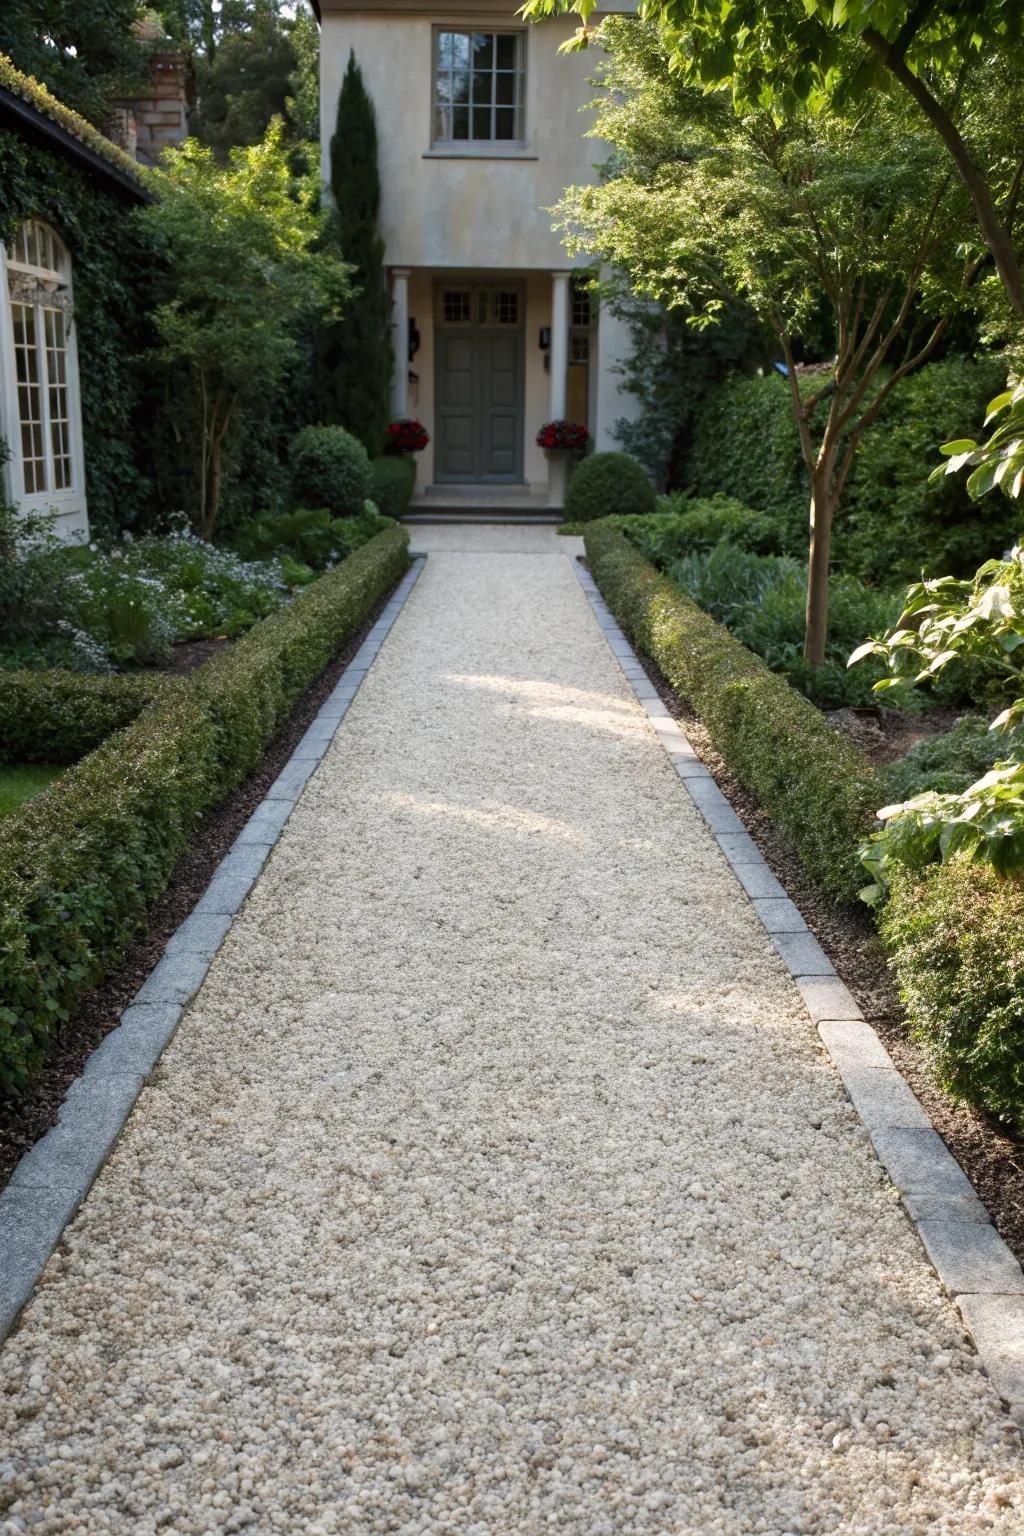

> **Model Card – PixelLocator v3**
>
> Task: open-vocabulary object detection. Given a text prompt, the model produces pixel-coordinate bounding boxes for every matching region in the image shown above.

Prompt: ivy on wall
[0,129,155,534]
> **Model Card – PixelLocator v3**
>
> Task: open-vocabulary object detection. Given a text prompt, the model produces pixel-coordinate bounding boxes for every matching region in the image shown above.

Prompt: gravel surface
[2,532,1024,1534]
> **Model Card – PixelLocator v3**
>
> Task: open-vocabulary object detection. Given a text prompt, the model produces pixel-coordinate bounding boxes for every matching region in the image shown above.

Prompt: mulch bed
[637,651,1024,1268]
[0,583,396,1194]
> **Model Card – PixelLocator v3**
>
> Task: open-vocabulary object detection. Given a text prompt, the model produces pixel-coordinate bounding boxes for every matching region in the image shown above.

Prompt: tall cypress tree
[315,51,392,451]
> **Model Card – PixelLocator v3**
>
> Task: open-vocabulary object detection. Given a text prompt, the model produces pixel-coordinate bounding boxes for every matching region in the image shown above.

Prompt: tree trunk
[201,438,221,542]
[804,469,836,666]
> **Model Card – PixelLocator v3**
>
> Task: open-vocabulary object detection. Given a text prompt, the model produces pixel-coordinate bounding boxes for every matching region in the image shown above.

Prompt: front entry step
[402,511,563,526]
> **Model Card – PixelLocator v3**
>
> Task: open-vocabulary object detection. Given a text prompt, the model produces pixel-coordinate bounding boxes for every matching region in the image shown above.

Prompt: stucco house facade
[317,0,639,502]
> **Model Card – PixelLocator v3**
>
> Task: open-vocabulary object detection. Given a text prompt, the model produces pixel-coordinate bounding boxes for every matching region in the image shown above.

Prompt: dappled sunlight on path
[1,540,1022,1533]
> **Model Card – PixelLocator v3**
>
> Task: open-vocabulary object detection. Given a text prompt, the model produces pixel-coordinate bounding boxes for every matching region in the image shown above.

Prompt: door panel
[435,287,523,482]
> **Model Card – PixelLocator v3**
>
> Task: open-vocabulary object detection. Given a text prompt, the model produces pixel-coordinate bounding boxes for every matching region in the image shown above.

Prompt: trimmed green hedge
[0,671,167,765]
[370,456,416,520]
[0,525,409,1095]
[881,860,1024,1137]
[584,521,875,899]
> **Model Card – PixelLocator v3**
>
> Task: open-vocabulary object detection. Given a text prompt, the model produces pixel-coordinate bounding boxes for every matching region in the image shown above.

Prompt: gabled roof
[0,53,152,204]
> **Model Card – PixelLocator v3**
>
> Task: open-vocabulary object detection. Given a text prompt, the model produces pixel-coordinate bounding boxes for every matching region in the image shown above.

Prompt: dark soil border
[0,580,399,1193]
[629,620,1024,1268]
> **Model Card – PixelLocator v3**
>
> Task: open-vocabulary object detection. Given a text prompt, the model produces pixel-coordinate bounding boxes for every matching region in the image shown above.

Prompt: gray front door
[435,285,524,482]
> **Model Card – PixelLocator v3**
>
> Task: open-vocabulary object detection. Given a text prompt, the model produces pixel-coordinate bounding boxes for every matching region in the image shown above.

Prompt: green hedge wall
[0,671,167,765]
[686,356,1016,581]
[0,525,409,1094]
[584,521,876,900]
[881,860,1024,1137]
[369,455,416,520]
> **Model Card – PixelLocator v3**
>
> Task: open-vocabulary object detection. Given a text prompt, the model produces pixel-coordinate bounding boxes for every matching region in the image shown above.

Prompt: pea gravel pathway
[3,528,1024,1535]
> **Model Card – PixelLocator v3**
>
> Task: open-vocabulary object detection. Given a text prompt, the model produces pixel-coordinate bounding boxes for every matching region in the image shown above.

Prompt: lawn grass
[0,764,63,817]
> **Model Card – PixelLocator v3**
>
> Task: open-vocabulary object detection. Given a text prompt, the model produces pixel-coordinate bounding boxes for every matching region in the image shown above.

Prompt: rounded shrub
[564,452,655,523]
[290,425,373,518]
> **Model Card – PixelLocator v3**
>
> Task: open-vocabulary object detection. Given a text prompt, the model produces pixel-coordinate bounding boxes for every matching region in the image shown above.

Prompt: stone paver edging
[573,557,1024,1425]
[0,556,426,1344]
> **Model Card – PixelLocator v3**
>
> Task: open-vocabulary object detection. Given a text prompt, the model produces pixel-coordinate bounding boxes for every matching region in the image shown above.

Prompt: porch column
[549,270,571,420]
[391,267,411,418]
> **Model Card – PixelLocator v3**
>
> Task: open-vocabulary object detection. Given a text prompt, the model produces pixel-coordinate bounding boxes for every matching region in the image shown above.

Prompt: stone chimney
[108,19,189,166]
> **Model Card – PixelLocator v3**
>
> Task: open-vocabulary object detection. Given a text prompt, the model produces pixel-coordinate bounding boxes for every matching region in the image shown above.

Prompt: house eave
[0,84,153,205]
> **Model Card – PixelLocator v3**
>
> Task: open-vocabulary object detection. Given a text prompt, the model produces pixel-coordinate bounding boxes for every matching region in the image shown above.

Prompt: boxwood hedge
[880,860,1024,1137]
[583,520,876,900]
[0,525,409,1095]
[0,671,168,765]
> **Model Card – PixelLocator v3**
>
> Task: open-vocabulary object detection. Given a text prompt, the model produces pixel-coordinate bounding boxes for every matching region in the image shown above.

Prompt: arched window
[1,219,87,534]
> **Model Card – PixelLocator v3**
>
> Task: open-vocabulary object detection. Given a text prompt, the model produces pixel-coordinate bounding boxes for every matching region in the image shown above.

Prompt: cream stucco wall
[320,11,602,271]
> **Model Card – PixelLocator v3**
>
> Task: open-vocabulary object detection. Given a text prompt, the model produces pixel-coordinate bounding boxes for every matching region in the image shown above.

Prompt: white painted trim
[0,224,89,541]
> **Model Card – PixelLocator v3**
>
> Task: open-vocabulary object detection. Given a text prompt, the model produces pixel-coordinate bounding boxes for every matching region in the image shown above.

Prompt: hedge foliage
[290,425,373,518]
[686,356,1016,581]
[564,452,656,523]
[0,525,409,1094]
[584,521,876,899]
[369,455,416,520]
[0,670,167,765]
[881,860,1024,1137]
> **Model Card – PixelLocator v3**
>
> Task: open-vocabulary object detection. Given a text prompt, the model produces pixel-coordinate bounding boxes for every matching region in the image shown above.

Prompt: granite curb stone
[0,555,427,1345]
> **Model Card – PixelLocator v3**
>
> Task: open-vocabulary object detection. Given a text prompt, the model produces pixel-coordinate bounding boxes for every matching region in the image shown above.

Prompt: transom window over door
[5,220,77,498]
[433,31,525,146]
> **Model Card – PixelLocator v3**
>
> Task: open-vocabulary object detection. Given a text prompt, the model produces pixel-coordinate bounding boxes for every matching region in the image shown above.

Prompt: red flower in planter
[384,419,430,455]
[536,420,590,452]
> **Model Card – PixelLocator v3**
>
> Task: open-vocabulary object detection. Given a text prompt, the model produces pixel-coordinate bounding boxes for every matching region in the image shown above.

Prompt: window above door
[432,30,525,149]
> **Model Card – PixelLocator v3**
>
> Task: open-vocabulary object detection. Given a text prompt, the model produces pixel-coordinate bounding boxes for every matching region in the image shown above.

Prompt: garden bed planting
[0,526,410,1099]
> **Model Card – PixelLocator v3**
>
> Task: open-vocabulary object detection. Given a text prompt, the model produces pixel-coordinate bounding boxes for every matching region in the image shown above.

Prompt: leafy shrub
[658,544,902,709]
[853,547,1024,892]
[0,525,410,1094]
[584,522,876,899]
[0,517,297,671]
[628,496,784,562]
[0,671,167,765]
[563,452,655,523]
[369,455,416,520]
[687,357,1016,579]
[881,858,1024,1137]
[290,425,373,517]
[878,716,1024,804]
[233,504,392,572]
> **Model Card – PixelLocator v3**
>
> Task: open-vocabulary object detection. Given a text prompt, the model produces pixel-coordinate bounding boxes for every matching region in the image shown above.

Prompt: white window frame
[0,219,89,540]
[430,27,527,151]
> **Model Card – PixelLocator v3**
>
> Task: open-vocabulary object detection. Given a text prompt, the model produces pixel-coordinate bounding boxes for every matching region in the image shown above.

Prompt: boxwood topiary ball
[564,452,656,523]
[290,425,373,518]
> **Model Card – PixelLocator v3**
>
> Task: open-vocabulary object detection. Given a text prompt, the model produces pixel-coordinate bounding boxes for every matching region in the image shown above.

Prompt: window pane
[433,104,451,141]
[495,108,515,140]
[496,34,519,69]
[437,31,454,67]
[472,71,492,104]
[451,68,469,104]
[495,72,516,106]
[442,290,472,323]
[12,303,47,494]
[452,105,469,139]
[472,33,493,68]
[472,106,491,138]
[451,32,470,67]
[494,291,519,324]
